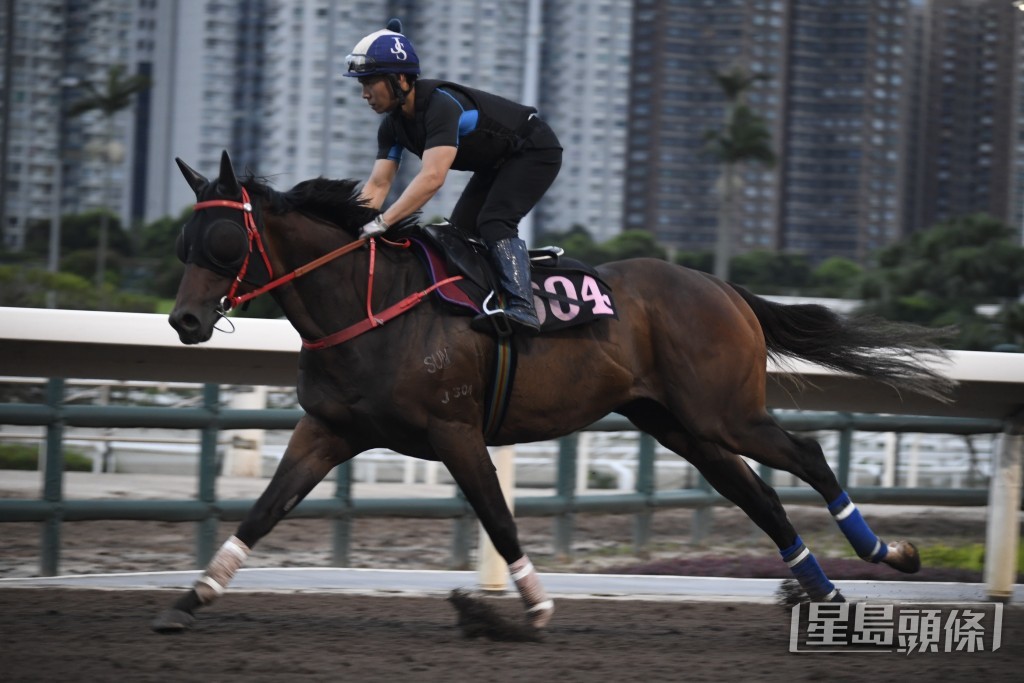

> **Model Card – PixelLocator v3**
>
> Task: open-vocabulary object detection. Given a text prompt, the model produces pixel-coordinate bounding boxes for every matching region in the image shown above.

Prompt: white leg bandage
[508,554,554,628]
[194,536,250,605]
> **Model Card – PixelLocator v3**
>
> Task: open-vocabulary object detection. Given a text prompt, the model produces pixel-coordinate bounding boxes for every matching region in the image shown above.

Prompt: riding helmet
[344,19,419,78]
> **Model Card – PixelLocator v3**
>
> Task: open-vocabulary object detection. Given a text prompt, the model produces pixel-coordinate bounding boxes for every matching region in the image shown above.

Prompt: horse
[154,150,953,633]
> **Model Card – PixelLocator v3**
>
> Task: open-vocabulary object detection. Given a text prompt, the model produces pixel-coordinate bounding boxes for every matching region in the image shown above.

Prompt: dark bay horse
[155,151,953,632]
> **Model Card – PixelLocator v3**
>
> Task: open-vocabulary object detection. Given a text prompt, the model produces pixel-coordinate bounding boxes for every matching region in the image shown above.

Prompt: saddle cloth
[408,223,618,332]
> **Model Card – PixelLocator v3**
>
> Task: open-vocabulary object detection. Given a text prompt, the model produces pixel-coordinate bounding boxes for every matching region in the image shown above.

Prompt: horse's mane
[241,176,417,236]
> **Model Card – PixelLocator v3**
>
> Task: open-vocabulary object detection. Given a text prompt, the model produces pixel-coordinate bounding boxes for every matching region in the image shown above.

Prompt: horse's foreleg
[728,418,920,575]
[152,415,353,632]
[435,427,553,628]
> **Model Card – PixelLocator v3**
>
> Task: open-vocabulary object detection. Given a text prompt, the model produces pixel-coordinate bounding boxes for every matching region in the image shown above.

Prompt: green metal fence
[0,379,1006,576]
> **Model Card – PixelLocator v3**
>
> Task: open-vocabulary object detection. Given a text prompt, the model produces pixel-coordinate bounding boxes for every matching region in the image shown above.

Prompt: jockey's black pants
[450,118,562,245]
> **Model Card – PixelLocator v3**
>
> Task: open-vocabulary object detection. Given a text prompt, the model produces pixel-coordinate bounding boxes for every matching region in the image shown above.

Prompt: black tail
[729,284,956,403]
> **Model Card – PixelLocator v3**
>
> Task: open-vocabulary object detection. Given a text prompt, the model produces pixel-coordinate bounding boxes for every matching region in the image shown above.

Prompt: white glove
[359,215,389,238]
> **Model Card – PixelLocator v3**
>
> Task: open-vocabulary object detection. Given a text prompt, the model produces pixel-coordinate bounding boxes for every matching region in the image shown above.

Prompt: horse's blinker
[176,218,250,274]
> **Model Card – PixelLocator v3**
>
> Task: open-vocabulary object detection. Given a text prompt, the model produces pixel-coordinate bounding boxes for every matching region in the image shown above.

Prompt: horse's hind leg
[622,404,842,601]
[432,425,553,628]
[725,414,920,574]
[152,415,354,632]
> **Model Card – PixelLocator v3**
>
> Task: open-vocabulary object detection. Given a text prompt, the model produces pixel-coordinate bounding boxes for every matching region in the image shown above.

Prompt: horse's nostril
[169,311,200,333]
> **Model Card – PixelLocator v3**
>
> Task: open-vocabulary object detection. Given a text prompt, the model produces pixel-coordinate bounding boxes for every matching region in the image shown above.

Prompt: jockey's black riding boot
[490,237,541,333]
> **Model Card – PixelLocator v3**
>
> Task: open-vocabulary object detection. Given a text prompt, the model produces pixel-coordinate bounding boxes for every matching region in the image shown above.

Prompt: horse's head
[169,150,273,344]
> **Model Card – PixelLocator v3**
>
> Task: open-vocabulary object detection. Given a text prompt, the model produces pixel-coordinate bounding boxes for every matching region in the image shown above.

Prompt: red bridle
[190,192,461,349]
[192,187,275,308]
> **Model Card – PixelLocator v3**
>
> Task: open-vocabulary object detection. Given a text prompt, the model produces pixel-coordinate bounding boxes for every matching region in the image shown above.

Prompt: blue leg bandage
[779,536,838,601]
[828,491,888,562]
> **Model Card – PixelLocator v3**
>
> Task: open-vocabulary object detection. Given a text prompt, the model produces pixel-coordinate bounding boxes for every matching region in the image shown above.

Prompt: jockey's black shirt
[375,79,541,172]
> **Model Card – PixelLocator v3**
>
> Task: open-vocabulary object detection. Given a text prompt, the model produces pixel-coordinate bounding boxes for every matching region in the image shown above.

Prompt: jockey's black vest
[387,79,538,170]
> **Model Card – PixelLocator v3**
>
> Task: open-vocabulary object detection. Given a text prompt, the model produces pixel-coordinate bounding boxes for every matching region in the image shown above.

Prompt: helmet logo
[390,37,408,61]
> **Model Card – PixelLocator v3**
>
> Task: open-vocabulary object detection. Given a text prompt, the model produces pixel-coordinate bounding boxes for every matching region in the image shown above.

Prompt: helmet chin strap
[387,74,412,107]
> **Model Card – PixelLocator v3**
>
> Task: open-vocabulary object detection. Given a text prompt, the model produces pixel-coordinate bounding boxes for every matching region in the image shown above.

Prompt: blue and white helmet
[344,20,420,78]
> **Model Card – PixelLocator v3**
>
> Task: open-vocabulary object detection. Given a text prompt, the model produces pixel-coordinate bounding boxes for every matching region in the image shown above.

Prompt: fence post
[837,416,852,489]
[633,433,656,550]
[691,474,713,545]
[195,383,220,567]
[984,411,1023,601]
[553,434,578,560]
[332,461,352,566]
[40,378,65,576]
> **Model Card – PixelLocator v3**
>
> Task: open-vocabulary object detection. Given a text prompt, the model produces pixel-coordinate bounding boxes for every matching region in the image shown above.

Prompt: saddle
[407,222,618,336]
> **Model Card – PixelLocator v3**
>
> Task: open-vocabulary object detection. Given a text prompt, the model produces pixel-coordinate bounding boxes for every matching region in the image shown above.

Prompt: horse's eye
[204,220,248,267]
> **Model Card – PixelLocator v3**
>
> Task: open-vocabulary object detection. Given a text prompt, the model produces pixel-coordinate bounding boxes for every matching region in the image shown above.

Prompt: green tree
[67,65,151,294]
[134,209,189,299]
[858,214,1024,350]
[533,226,668,266]
[674,250,713,273]
[602,230,667,261]
[537,225,608,264]
[810,257,863,298]
[703,67,776,282]
[730,250,811,294]
[0,265,158,312]
[24,211,131,270]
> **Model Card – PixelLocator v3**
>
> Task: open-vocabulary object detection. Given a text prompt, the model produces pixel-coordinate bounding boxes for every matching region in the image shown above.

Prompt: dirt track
[2,502,1021,681]
[0,588,1020,682]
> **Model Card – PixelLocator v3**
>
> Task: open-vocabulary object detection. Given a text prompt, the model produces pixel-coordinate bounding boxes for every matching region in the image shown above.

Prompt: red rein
[191,194,461,349]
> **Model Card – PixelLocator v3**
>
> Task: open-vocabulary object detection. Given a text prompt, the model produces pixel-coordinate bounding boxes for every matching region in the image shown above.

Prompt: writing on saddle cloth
[410,224,618,332]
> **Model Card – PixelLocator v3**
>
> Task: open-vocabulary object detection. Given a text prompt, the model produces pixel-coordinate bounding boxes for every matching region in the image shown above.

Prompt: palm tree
[67,65,151,295]
[703,67,776,281]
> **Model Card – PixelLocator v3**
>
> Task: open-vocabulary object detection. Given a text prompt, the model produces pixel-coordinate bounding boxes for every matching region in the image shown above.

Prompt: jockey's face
[359,75,401,114]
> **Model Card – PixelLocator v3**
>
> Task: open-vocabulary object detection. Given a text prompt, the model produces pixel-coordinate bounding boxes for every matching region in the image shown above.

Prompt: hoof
[447,589,543,642]
[526,601,554,629]
[882,540,921,574]
[151,608,195,633]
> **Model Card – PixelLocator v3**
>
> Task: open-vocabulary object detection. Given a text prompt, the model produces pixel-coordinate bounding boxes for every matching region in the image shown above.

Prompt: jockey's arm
[378,145,457,227]
[359,158,398,210]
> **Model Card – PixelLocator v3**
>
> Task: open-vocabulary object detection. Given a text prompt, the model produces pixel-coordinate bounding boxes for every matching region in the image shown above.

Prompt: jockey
[345,19,563,334]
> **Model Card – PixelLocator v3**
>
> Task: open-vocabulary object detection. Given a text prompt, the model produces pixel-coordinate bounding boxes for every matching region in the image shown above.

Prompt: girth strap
[483,335,517,443]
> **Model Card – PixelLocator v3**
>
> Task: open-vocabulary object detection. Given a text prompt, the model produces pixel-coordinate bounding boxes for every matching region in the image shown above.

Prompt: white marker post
[984,414,1023,601]
[223,385,267,477]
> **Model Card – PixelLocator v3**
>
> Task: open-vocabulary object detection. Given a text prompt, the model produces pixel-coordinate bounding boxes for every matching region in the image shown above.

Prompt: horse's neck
[264,216,423,342]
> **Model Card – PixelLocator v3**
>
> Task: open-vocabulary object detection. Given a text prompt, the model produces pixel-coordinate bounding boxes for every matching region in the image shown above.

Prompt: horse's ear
[218,150,240,196]
[175,158,208,196]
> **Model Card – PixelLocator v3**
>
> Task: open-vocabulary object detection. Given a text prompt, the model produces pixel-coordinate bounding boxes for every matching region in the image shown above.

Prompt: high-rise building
[626,0,788,255]
[914,0,1021,233]
[0,0,66,251]
[1014,3,1024,244]
[147,0,254,221]
[538,0,633,241]
[256,0,380,193]
[4,0,1022,264]
[627,0,912,264]
[0,0,159,250]
[780,0,911,261]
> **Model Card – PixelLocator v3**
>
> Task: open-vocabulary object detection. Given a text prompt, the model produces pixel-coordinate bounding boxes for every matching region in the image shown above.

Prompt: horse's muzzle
[169,308,214,345]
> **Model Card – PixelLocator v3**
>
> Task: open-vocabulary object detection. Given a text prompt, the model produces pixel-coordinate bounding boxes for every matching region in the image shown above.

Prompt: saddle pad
[409,237,618,332]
